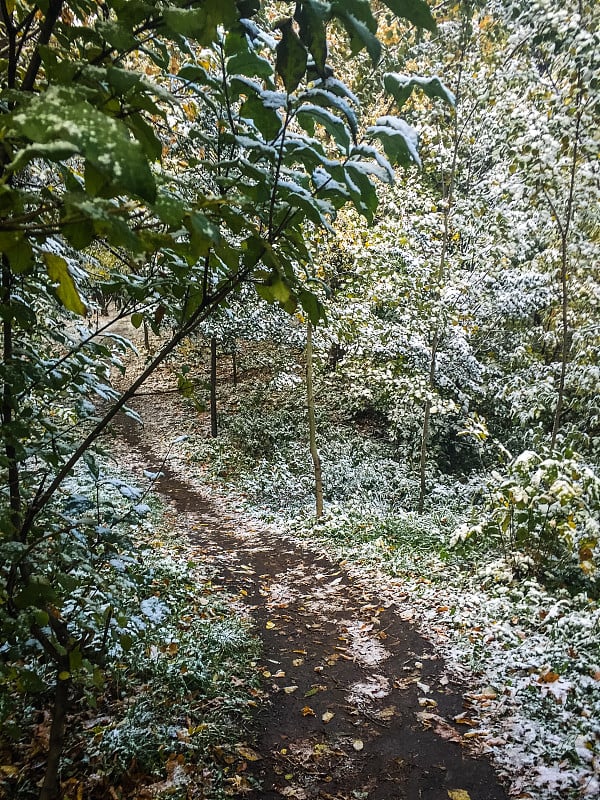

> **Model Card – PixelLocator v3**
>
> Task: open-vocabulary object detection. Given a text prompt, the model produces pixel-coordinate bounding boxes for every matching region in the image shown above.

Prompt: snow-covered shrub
[453,449,600,590]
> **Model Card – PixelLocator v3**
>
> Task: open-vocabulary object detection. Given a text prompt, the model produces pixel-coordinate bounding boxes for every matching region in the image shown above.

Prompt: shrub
[452,449,600,590]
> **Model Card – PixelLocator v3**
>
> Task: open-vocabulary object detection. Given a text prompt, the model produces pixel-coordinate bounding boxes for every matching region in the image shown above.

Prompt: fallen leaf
[322,711,335,723]
[352,739,364,751]
[292,658,304,667]
[376,705,396,720]
[448,791,472,800]
[273,670,286,678]
[284,686,299,694]
[236,745,262,761]
[304,684,327,697]
[265,621,276,630]
[301,706,315,716]
[538,671,560,683]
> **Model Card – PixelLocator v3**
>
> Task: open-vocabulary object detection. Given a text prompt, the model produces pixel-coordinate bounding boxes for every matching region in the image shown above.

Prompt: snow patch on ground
[347,674,390,707]
[339,619,390,666]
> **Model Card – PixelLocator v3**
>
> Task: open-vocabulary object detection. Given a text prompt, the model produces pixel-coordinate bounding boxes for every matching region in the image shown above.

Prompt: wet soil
[110,383,510,800]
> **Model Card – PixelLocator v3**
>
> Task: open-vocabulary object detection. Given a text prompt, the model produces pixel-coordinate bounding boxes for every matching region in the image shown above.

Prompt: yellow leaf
[0,765,19,776]
[43,252,87,316]
[236,745,262,762]
[58,671,71,680]
[284,686,298,694]
[448,792,472,800]
[265,621,276,630]
[301,705,315,716]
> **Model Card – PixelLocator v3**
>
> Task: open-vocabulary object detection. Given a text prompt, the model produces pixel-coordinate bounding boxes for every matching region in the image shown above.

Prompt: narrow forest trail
[106,322,510,800]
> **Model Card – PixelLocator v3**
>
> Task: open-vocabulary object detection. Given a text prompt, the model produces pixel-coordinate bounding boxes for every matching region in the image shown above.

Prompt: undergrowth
[0,464,261,800]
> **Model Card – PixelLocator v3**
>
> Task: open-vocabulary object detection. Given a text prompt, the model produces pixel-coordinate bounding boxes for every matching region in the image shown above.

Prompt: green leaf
[0,232,33,274]
[228,49,274,80]
[10,86,156,202]
[240,94,282,140]
[366,116,421,168]
[344,163,378,222]
[163,0,238,46]
[43,252,87,316]
[13,577,57,610]
[186,211,221,258]
[329,2,380,63]
[382,0,436,33]
[299,288,324,325]
[131,313,144,329]
[97,20,138,50]
[276,19,308,94]
[297,104,352,153]
[295,0,328,78]
[125,113,163,161]
[384,73,455,109]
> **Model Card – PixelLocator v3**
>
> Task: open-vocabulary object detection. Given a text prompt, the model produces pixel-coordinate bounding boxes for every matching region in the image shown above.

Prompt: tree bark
[306,322,323,518]
[39,675,70,800]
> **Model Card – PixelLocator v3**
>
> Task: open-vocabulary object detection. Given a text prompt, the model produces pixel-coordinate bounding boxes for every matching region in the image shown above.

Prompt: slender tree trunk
[306,322,323,518]
[550,234,571,449]
[39,675,71,800]
[2,257,21,534]
[210,336,218,438]
[418,332,439,514]
[232,348,237,388]
[549,83,582,449]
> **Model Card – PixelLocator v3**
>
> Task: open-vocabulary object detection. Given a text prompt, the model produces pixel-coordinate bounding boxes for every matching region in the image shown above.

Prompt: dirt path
[106,324,509,800]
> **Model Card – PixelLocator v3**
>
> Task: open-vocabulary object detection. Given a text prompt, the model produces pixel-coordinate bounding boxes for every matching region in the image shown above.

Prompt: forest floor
[106,319,511,800]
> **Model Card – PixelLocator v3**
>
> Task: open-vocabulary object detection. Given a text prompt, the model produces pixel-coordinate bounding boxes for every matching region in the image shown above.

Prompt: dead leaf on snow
[538,671,560,683]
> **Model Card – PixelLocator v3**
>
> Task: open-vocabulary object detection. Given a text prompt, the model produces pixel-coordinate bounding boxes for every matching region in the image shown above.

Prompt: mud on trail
[107,323,509,800]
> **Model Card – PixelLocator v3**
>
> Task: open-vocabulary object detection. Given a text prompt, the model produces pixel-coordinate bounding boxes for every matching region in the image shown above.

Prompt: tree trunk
[2,256,21,534]
[306,322,323,518]
[232,348,237,388]
[39,675,70,800]
[418,399,432,515]
[210,336,218,438]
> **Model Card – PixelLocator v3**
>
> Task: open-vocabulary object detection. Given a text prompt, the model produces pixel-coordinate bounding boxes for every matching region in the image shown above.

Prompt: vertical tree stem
[306,322,323,518]
[210,336,218,438]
